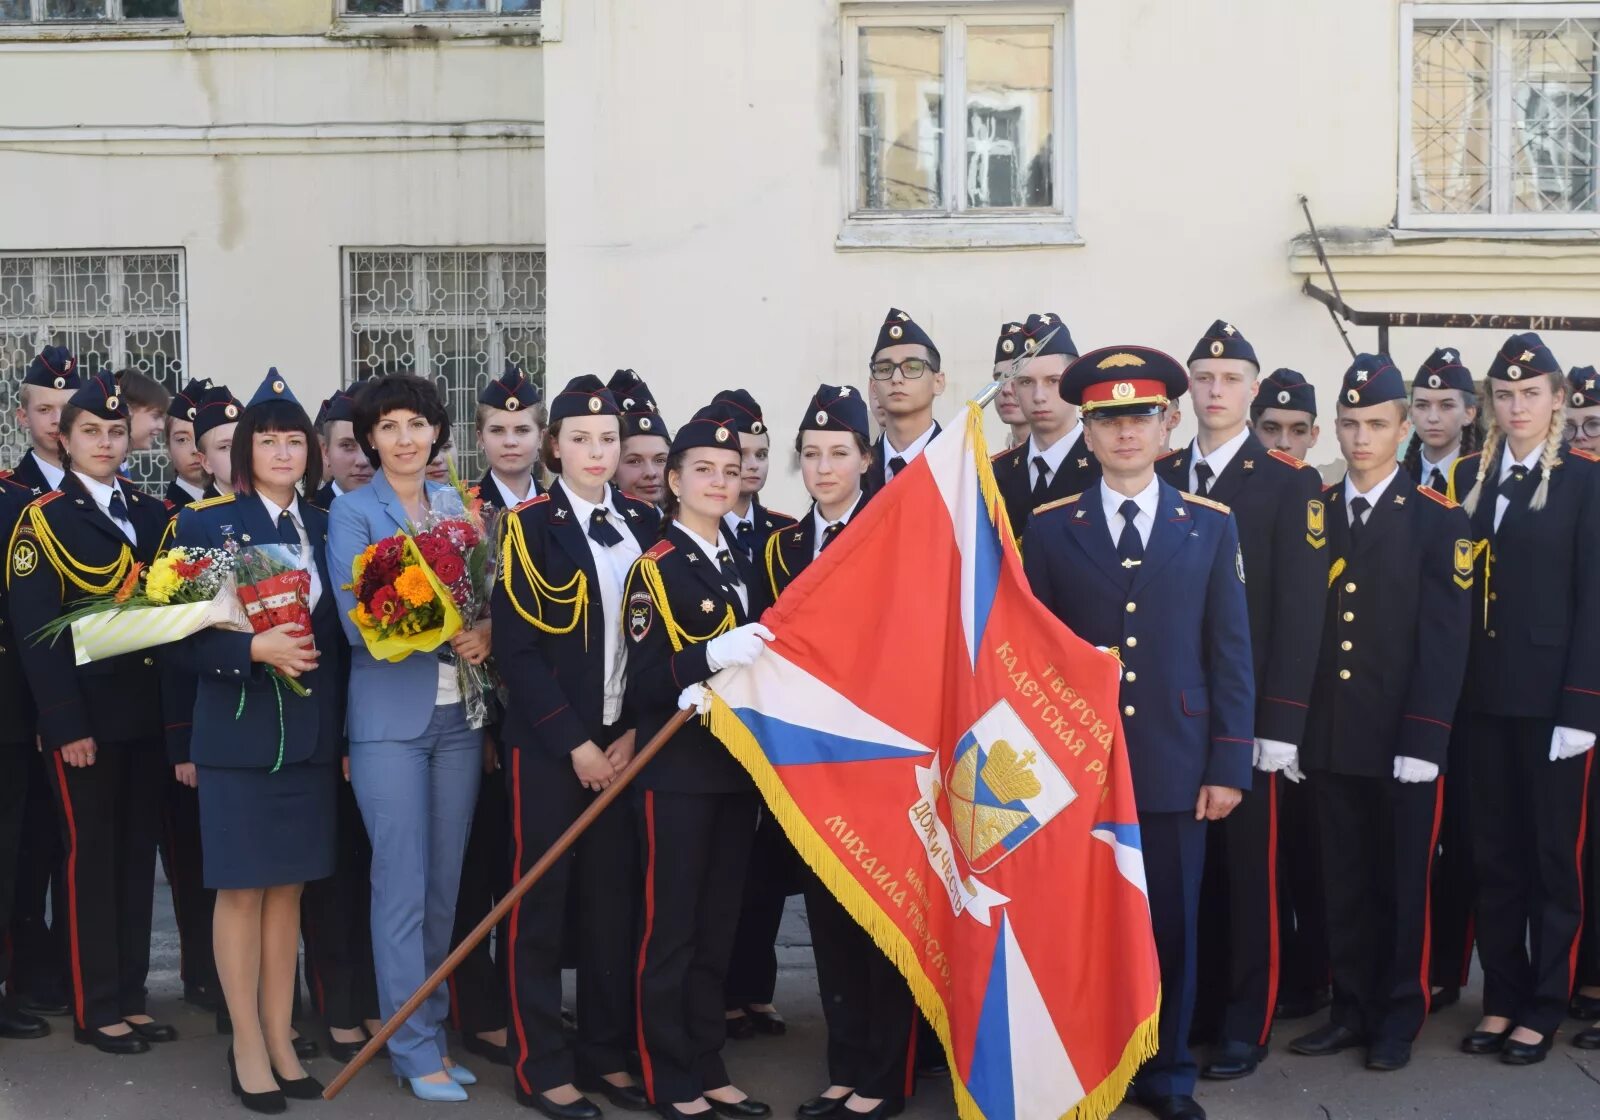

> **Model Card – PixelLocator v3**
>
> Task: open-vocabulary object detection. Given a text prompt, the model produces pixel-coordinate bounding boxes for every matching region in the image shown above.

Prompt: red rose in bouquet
[433,552,466,585]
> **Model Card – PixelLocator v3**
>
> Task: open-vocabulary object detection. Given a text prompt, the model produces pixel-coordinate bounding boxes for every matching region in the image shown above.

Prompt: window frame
[838,2,1078,250]
[1399,1,1600,231]
[0,0,181,25]
[338,0,539,18]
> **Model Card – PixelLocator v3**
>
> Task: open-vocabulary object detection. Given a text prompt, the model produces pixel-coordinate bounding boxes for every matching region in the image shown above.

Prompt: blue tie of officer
[734,518,756,558]
[1031,456,1050,503]
[1348,496,1370,540]
[589,506,623,547]
[107,489,136,543]
[1116,498,1143,565]
[277,510,300,546]
[714,546,742,593]
[821,522,843,551]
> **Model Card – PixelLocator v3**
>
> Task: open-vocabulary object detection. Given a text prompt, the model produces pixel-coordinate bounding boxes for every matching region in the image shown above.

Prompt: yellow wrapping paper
[68,591,251,666]
[347,534,464,663]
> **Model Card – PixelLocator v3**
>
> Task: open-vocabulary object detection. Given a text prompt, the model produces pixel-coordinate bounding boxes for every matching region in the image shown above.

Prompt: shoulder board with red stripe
[1267,448,1312,470]
[513,493,550,513]
[1322,482,1337,497]
[163,498,176,512]
[990,446,1014,463]
[765,509,797,527]
[25,491,62,511]
[1033,493,1081,516]
[1571,447,1600,463]
[1156,448,1183,462]
[1183,492,1232,515]
[1415,485,1458,508]
[643,538,675,561]
[620,490,650,506]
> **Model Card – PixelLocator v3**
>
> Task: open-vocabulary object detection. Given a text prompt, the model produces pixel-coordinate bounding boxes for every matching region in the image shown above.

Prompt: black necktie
[588,507,623,547]
[1428,467,1446,494]
[107,490,133,540]
[1194,461,1214,498]
[821,522,843,551]
[1115,499,1144,566]
[1031,456,1050,502]
[715,547,743,592]
[1349,496,1371,538]
[887,455,907,478]
[735,519,755,557]
[277,510,300,546]
[1509,465,1529,485]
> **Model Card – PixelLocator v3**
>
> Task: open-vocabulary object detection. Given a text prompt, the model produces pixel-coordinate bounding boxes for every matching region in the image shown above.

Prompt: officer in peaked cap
[474,360,544,513]
[1026,345,1254,1120]
[11,344,82,495]
[866,308,944,493]
[1250,369,1319,463]
[1404,348,1481,496]
[990,313,1098,540]
[609,370,673,510]
[1289,354,1471,1072]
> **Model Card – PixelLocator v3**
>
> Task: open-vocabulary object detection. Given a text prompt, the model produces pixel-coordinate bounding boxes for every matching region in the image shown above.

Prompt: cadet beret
[247,367,299,408]
[1253,368,1317,418]
[1061,345,1188,416]
[1189,320,1259,368]
[800,384,869,439]
[549,375,619,423]
[1570,366,1599,410]
[1338,354,1405,407]
[1487,332,1560,383]
[66,369,127,421]
[479,360,541,413]
[670,402,743,456]
[711,389,767,436]
[872,307,940,367]
[24,345,80,391]
[1413,348,1475,395]
[168,377,213,421]
[193,384,244,442]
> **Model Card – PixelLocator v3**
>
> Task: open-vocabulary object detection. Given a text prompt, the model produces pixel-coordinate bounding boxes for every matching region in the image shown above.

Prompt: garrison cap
[1061,345,1188,416]
[1253,368,1316,418]
[872,307,940,367]
[1413,348,1475,395]
[479,360,541,413]
[607,369,657,414]
[1487,332,1560,383]
[193,384,244,442]
[1188,320,1259,369]
[247,367,299,408]
[1569,366,1599,410]
[996,313,1078,364]
[549,375,619,424]
[670,402,742,456]
[66,369,127,421]
[1338,354,1405,408]
[24,345,79,391]
[800,384,869,439]
[168,377,213,422]
[711,389,767,436]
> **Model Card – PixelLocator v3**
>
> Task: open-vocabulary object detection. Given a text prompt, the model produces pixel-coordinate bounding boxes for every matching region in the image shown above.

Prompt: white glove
[1393,756,1440,783]
[705,623,774,671]
[1253,738,1303,782]
[1550,726,1597,761]
[677,683,710,714]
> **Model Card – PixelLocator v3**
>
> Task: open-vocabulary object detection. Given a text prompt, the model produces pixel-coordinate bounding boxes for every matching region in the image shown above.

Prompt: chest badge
[700,598,715,614]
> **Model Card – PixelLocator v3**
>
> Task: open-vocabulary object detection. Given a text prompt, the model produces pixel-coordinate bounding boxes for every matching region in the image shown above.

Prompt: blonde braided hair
[1461,371,1565,515]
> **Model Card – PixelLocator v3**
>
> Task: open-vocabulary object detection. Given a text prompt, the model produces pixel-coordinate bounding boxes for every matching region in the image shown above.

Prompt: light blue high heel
[398,1074,469,1102]
[444,1061,477,1086]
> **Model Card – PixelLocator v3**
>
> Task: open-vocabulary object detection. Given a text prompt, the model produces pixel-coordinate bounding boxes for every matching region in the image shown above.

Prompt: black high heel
[273,1067,326,1100]
[228,1048,287,1115]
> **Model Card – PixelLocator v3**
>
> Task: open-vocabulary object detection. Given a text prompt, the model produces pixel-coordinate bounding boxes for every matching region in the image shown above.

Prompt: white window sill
[0,23,182,43]
[1391,226,1600,245]
[330,17,541,42]
[837,217,1083,252]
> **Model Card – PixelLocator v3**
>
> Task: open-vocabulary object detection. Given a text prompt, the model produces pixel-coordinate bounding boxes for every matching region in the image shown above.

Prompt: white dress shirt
[883,422,939,482]
[1188,427,1251,495]
[491,471,538,510]
[1418,443,1461,493]
[811,498,861,561]
[723,506,756,541]
[173,476,207,503]
[1099,476,1161,549]
[1495,442,1543,533]
[1343,465,1401,528]
[36,452,65,492]
[1025,422,1079,491]
[255,493,323,611]
[560,481,643,726]
[675,519,748,615]
[72,471,136,543]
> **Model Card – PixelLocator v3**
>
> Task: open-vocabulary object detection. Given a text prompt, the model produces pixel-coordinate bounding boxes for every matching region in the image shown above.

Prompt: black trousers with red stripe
[724,806,801,1011]
[0,745,28,991]
[803,870,915,1100]
[1580,766,1600,992]
[507,740,637,1095]
[1313,771,1441,1044]
[448,768,510,1037]
[158,780,215,997]
[1195,771,1280,1048]
[1429,720,1477,994]
[635,788,756,1106]
[43,740,165,1031]
[1275,775,1329,1007]
[301,774,378,1031]
[1468,715,1593,1036]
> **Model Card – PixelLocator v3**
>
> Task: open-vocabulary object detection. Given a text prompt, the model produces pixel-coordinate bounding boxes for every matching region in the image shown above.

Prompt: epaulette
[1182,492,1232,515]
[191,493,236,511]
[1416,485,1458,509]
[990,446,1014,463]
[643,538,675,561]
[513,493,550,514]
[765,509,797,528]
[25,491,62,511]
[1571,447,1600,463]
[1032,493,1080,516]
[162,499,175,512]
[620,490,651,506]
[1267,448,1311,470]
[1156,447,1183,462]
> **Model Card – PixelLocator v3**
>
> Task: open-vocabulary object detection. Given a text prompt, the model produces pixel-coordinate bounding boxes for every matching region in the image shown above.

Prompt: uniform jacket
[1450,446,1600,731]
[492,480,659,760]
[6,472,167,749]
[1157,436,1327,745]
[8,449,57,497]
[865,422,941,496]
[991,430,1099,541]
[473,468,544,517]
[1023,478,1256,812]
[163,478,207,510]
[0,472,37,747]
[623,524,752,794]
[164,492,342,771]
[720,498,796,618]
[762,493,870,602]
[1301,480,1472,775]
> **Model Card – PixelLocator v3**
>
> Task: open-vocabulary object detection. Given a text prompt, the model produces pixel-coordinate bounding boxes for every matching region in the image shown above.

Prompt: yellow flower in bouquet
[344,530,463,663]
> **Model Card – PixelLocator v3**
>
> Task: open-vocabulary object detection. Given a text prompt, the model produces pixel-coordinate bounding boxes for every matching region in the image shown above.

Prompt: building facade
[2,1,1597,500]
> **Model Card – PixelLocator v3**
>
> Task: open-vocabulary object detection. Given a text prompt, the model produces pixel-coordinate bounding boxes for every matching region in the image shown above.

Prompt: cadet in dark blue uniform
[192,383,245,501]
[990,313,1098,540]
[1156,321,1325,1081]
[1404,348,1482,494]
[610,370,672,510]
[1249,369,1320,464]
[1450,333,1600,1064]
[7,370,174,1055]
[865,310,943,494]
[714,388,796,609]
[1024,346,1254,1120]
[9,344,78,496]
[493,375,658,1119]
[163,377,214,508]
[1287,355,1471,1072]
[625,403,775,1119]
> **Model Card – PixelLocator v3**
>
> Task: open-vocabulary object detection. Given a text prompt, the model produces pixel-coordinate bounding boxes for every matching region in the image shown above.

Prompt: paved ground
[2,882,1598,1119]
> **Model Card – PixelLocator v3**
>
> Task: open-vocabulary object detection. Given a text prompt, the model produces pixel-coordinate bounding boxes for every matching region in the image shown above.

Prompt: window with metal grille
[343,249,546,480]
[342,0,538,16]
[1404,4,1600,228]
[0,1,181,22]
[0,250,187,490]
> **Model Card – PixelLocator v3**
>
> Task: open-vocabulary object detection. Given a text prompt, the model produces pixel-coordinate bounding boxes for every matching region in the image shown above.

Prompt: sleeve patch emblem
[627,589,654,642]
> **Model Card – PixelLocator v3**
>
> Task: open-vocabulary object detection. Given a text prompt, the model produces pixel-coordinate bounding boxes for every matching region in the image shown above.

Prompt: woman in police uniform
[1450,333,1600,1065]
[7,370,173,1056]
[624,402,775,1120]
[490,375,657,1119]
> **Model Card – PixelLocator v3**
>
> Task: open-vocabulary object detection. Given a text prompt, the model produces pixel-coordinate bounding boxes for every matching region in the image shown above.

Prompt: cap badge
[639,416,652,431]
[1346,388,1360,404]
[187,406,197,419]
[1507,365,1522,380]
[1024,338,1038,352]
[505,397,521,410]
[1443,352,1455,362]
[272,380,285,394]
[815,410,828,425]
[751,421,765,435]
[1098,352,1146,370]
[622,397,636,409]
[588,397,603,413]
[1001,339,1015,355]
[888,324,904,341]
[105,395,120,410]
[225,403,239,418]
[1520,350,1535,362]
[1112,382,1135,400]
[1428,374,1441,388]
[715,426,730,443]
[1223,323,1236,336]
[1355,371,1369,383]
[1575,391,1585,407]
[1209,340,1224,357]
[1277,390,1290,404]
[52,377,65,389]
[896,311,910,321]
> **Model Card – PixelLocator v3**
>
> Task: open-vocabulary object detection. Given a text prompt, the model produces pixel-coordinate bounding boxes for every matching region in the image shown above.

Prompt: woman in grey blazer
[327,374,491,1102]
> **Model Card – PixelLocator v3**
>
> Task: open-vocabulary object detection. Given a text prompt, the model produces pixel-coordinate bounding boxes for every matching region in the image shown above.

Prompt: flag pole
[322,705,696,1100]
[970,325,1060,410]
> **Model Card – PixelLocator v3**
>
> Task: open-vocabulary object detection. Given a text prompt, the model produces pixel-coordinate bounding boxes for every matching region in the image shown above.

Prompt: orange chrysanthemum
[394,564,435,608]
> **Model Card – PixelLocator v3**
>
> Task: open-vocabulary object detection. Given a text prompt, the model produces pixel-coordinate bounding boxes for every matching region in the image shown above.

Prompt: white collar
[557,478,620,525]
[35,452,65,489]
[256,491,302,527]
[724,505,757,533]
[329,479,346,498]
[674,519,726,563]
[491,471,537,508]
[1099,475,1161,525]
[1499,441,1544,479]
[812,494,861,538]
[1191,426,1252,478]
[72,470,126,515]
[174,476,207,502]
[1419,440,1461,473]
[1344,464,1401,508]
[1027,422,1079,474]
[884,421,938,463]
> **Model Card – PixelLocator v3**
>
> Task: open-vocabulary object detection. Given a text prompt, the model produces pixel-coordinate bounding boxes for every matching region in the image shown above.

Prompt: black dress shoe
[1136,1093,1206,1120]
[1429,986,1460,1013]
[229,1049,288,1115]
[0,1006,50,1039]
[327,1033,369,1062]
[461,1032,512,1065]
[1275,991,1331,1021]
[1288,1023,1365,1056]
[184,982,221,1011]
[746,1009,786,1036]
[796,1095,850,1119]
[1573,1025,1600,1050]
[515,1087,602,1119]
[20,996,70,1018]
[1365,1040,1411,1071]
[707,1097,773,1118]
[124,1019,178,1043]
[73,1025,151,1055]
[827,1101,900,1120]
[292,1033,320,1060]
[1501,1032,1554,1066]
[1200,1040,1266,1080]
[724,1013,756,1040]
[1460,1027,1511,1054]
[577,1076,652,1112]
[1571,993,1600,1021]
[274,1070,326,1100]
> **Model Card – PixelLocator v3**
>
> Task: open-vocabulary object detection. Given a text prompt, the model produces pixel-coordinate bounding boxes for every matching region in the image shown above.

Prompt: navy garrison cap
[24,345,79,391]
[800,384,869,439]
[1253,368,1317,418]
[872,308,940,367]
[247,368,299,408]
[711,389,767,436]
[168,377,212,422]
[1188,320,1259,369]
[67,369,127,421]
[1569,366,1599,409]
[193,384,244,442]
[670,402,742,456]
[1338,354,1405,408]
[1487,332,1560,383]
[1413,348,1475,395]
[479,361,541,413]
[549,375,619,423]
